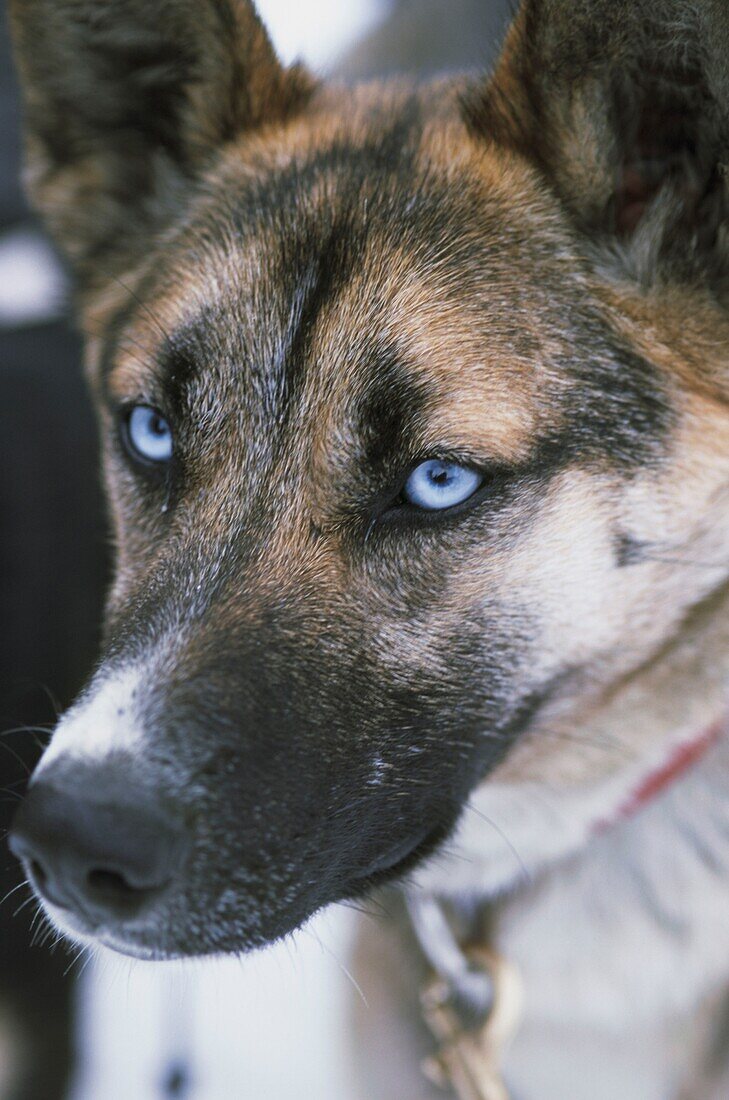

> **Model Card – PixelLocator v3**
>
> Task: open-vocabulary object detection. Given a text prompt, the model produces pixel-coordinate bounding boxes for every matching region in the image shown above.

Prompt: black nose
[9,776,188,927]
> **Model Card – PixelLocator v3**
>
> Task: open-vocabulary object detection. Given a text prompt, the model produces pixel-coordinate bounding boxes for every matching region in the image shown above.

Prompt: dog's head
[9,0,729,957]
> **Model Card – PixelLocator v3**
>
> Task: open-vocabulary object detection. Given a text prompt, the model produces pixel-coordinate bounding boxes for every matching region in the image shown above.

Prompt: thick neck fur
[495,722,729,1099]
[407,576,729,1098]
[411,571,729,900]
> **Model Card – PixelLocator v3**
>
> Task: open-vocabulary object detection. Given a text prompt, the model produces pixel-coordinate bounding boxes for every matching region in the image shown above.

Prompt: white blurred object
[256,0,386,69]
[70,908,358,1100]
[0,227,66,327]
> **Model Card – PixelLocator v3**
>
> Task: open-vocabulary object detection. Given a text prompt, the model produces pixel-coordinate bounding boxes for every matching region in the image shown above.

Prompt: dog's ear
[9,0,313,290]
[466,0,729,286]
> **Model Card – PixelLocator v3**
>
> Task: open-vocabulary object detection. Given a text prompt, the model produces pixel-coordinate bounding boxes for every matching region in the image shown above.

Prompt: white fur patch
[34,665,146,777]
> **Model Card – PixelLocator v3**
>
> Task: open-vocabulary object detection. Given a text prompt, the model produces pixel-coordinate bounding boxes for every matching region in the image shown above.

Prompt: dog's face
[9,0,729,957]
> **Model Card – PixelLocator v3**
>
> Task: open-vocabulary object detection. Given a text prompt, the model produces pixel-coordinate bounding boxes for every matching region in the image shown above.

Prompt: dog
[7,0,729,1096]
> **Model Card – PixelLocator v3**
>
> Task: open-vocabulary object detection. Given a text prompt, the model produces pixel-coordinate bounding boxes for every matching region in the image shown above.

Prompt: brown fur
[7,1,729,1095]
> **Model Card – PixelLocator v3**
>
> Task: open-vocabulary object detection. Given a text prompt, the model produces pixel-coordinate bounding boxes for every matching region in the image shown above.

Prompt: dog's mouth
[28,817,453,961]
[349,819,454,891]
[9,657,574,961]
[357,837,424,879]
[18,806,453,961]
[97,932,176,961]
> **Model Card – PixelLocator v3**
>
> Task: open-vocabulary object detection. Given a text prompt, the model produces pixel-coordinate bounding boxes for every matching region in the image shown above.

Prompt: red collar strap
[611,718,724,826]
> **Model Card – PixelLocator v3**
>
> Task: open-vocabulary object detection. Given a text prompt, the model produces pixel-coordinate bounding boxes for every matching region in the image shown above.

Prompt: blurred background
[0,2,510,1097]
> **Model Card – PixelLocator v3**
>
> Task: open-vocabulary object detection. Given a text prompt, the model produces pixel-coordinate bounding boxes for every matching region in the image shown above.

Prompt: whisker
[29,905,49,946]
[109,273,176,348]
[300,923,368,1010]
[0,879,30,910]
[463,803,530,881]
[0,792,25,805]
[0,742,33,778]
[77,946,97,980]
[13,894,37,919]
[0,725,53,739]
[64,943,91,978]
[38,683,63,721]
[335,895,391,921]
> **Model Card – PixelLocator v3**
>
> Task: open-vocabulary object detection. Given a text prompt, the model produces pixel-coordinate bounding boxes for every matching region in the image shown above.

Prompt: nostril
[10,778,189,925]
[26,854,74,912]
[29,858,48,890]
[87,868,139,899]
[82,865,172,919]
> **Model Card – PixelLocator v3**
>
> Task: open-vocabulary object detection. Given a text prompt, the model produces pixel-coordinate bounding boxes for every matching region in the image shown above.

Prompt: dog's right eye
[123,405,174,465]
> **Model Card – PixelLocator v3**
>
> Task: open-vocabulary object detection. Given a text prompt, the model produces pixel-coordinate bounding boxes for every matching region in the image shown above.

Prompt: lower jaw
[41,899,173,960]
[349,819,455,893]
[43,822,456,960]
[98,934,168,960]
[97,930,194,961]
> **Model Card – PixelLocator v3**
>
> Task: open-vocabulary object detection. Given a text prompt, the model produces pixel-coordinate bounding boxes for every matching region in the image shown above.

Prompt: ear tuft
[466,0,729,288]
[9,0,315,289]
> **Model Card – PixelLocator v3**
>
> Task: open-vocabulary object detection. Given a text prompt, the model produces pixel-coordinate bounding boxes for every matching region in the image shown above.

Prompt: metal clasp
[421,946,522,1100]
[407,895,522,1100]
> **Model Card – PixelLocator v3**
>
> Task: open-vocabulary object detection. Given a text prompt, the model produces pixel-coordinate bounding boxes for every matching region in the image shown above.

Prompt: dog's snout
[9,778,189,928]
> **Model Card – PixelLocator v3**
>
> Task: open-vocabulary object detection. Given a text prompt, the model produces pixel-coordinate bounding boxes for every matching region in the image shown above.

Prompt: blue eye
[403,459,483,511]
[125,405,173,464]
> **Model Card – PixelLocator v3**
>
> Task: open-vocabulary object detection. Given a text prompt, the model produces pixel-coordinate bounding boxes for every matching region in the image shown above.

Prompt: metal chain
[407,895,522,1100]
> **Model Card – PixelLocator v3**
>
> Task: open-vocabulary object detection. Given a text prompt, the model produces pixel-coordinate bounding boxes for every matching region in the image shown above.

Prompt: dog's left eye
[124,405,173,464]
[402,459,483,511]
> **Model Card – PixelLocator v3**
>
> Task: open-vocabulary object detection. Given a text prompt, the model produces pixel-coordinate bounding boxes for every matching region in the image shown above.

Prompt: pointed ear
[465,0,729,286]
[9,0,314,289]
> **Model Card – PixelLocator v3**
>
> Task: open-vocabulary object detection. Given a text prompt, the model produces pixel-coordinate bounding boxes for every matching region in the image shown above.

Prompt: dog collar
[407,713,725,1099]
[600,715,724,830]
